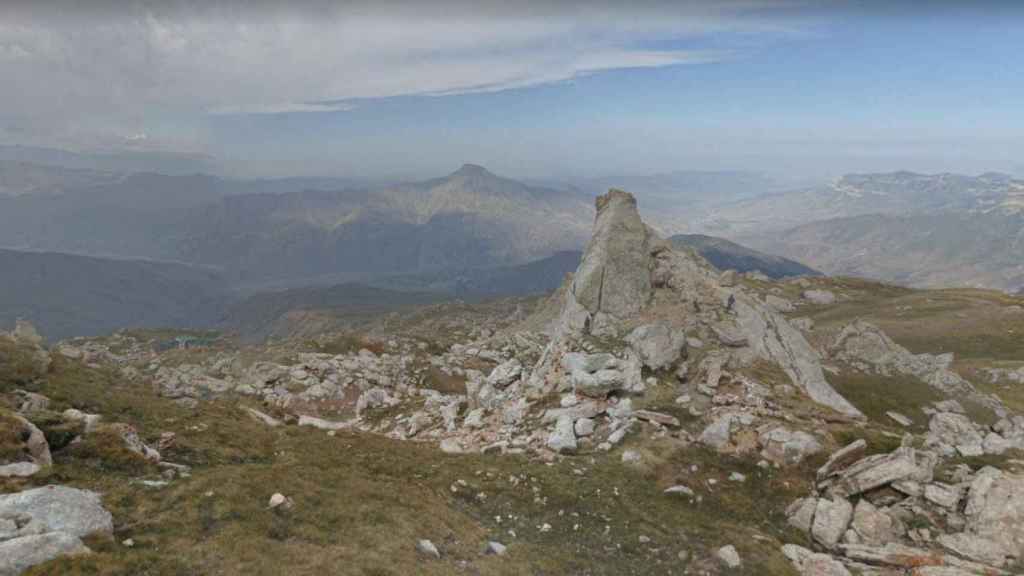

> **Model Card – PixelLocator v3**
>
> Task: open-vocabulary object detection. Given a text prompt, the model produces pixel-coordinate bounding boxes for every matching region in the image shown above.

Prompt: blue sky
[2,1,1022,180]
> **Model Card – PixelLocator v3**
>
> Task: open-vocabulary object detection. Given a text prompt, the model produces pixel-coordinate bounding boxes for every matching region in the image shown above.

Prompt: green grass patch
[828,371,943,427]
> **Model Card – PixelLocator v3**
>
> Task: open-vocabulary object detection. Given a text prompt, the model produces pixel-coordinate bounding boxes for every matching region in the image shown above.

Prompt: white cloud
[0,1,807,152]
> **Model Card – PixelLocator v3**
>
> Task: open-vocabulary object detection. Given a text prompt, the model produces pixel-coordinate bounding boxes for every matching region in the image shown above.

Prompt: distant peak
[451,163,494,178]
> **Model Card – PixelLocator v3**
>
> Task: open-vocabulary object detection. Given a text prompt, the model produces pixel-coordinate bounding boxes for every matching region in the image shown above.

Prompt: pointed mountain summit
[449,163,495,179]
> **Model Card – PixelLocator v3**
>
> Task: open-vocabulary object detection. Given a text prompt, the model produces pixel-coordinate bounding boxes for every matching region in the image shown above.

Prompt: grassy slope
[2,339,803,576]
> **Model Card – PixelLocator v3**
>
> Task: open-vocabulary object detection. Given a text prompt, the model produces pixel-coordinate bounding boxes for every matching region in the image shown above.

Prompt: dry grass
[0,407,27,462]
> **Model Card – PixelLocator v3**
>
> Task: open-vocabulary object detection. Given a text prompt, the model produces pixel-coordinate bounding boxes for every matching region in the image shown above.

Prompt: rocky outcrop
[785,437,1023,574]
[821,442,935,498]
[561,352,643,397]
[731,295,863,418]
[561,190,661,334]
[831,320,1001,412]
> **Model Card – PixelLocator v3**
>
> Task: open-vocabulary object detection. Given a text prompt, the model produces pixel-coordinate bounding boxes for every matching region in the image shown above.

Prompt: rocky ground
[2,190,1024,575]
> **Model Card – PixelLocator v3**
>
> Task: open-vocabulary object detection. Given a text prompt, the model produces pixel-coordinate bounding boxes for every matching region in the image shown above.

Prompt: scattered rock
[850,499,902,546]
[664,485,695,497]
[802,289,836,305]
[765,294,795,312]
[244,407,281,427]
[698,413,735,450]
[0,462,41,478]
[711,323,749,348]
[416,539,441,559]
[633,409,680,428]
[573,418,595,437]
[781,544,852,576]
[923,482,962,509]
[485,541,507,556]
[0,532,91,576]
[812,497,854,549]
[486,358,522,388]
[12,391,49,414]
[887,411,913,427]
[786,497,818,533]
[926,412,984,457]
[759,427,822,466]
[716,545,742,568]
[626,323,686,371]
[61,409,102,433]
[268,493,289,509]
[816,440,866,482]
[297,415,355,431]
[546,415,577,454]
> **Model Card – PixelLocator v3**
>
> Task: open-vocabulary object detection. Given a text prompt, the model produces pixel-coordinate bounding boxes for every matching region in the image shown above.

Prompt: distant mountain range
[0,163,591,285]
[171,164,592,285]
[692,171,1024,237]
[0,160,122,197]
[0,249,226,341]
[729,172,1024,292]
[4,156,1019,341]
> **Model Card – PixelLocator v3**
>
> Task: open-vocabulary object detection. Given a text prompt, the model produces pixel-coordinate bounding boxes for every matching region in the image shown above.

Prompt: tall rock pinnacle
[562,189,665,334]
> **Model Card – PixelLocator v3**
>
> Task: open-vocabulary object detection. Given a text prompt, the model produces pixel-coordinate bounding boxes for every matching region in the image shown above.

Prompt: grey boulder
[625,323,686,371]
[0,532,91,576]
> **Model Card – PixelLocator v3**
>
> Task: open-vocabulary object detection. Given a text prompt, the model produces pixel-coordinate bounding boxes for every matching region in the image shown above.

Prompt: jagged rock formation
[538,188,863,419]
[730,296,863,418]
[832,321,994,403]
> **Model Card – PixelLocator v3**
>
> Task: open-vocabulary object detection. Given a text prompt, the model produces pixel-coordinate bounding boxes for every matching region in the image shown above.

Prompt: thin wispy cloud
[0,1,807,152]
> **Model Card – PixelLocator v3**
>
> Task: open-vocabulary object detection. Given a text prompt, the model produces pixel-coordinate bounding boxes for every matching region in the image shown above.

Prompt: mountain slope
[0,249,228,341]
[170,164,593,285]
[0,172,364,259]
[669,234,821,278]
[221,283,446,341]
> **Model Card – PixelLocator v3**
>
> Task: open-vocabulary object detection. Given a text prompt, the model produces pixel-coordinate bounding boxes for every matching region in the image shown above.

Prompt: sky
[1,0,1022,181]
